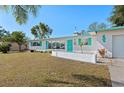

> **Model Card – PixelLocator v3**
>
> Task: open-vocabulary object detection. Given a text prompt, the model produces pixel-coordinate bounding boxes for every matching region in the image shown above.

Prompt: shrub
[48,50,52,53]
[40,51,44,53]
[30,50,34,52]
[0,43,10,53]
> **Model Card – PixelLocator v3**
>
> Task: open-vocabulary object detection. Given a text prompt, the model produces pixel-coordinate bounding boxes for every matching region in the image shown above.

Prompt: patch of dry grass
[0,52,111,87]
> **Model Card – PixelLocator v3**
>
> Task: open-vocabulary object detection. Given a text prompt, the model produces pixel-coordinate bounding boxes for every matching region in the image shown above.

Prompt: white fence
[52,51,96,64]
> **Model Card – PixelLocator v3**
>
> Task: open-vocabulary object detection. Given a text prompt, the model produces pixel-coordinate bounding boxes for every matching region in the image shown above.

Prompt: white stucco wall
[96,29,124,57]
[52,51,96,63]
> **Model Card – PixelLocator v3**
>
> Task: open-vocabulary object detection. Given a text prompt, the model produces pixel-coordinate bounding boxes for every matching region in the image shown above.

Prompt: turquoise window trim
[31,41,41,46]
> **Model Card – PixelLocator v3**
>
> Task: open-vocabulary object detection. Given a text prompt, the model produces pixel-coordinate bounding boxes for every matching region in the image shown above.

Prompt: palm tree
[31,26,38,38]
[31,22,52,39]
[39,23,52,39]
[0,5,41,25]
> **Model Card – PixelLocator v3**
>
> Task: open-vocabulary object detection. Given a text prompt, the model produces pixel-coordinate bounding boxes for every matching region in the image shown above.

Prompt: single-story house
[29,26,124,59]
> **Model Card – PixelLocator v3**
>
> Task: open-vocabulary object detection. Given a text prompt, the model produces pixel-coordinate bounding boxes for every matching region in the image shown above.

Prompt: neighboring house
[29,26,124,58]
[9,42,28,51]
[0,42,28,51]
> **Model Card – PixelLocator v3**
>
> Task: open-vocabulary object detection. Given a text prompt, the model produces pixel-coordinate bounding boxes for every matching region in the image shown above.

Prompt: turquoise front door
[46,41,49,49]
[67,40,73,52]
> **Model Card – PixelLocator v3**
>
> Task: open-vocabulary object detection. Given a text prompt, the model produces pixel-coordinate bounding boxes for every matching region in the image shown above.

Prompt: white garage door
[112,35,124,58]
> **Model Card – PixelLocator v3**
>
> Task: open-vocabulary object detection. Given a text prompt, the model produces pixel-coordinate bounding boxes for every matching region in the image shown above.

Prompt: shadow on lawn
[46,79,74,84]
[45,79,79,87]
[45,74,112,87]
[72,74,112,87]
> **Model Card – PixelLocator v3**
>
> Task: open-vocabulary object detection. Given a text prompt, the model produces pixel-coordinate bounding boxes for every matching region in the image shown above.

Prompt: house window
[32,42,41,46]
[78,38,81,45]
[79,38,92,46]
[83,39,88,45]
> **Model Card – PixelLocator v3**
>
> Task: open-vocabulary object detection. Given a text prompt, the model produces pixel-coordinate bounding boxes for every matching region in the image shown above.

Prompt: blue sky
[0,5,113,39]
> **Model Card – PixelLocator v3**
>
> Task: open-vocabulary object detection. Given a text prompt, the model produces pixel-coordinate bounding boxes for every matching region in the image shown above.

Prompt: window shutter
[102,34,106,43]
[88,38,92,46]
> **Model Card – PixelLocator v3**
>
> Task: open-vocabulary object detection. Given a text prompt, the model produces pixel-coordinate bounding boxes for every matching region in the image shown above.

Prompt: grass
[0,52,111,87]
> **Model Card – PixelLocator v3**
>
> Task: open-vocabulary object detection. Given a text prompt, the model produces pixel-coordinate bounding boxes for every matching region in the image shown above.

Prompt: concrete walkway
[107,59,124,87]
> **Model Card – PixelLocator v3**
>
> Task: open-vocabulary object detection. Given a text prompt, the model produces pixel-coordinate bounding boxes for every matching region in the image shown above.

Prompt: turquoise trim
[88,26,124,33]
[104,26,124,31]
[102,34,106,43]
[46,41,49,49]
[88,38,92,46]
[67,40,73,52]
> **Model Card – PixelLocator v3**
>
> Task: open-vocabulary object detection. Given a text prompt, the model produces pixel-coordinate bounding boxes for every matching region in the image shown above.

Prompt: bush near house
[0,43,10,53]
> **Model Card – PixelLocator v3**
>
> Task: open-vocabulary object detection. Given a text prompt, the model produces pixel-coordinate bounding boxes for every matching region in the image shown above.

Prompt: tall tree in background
[88,22,107,32]
[39,22,53,38]
[0,26,10,40]
[110,6,124,26]
[0,5,41,25]
[31,22,53,39]
[0,29,28,52]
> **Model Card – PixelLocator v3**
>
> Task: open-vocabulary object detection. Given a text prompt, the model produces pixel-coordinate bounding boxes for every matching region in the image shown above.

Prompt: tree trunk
[19,44,22,51]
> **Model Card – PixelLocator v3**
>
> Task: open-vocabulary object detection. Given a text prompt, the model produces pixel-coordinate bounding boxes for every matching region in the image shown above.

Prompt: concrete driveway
[108,59,124,87]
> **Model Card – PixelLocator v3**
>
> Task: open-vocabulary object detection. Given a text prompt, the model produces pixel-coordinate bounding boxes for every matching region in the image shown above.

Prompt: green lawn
[0,52,111,87]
